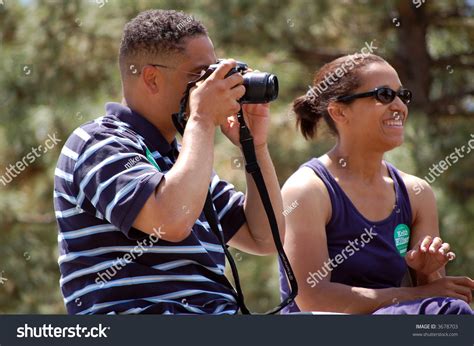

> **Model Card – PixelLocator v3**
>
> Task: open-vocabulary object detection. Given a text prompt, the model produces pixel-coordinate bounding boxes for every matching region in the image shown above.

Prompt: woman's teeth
[384,119,403,127]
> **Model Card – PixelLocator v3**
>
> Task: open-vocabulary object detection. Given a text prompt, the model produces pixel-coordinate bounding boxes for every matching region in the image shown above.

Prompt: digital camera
[204,60,279,104]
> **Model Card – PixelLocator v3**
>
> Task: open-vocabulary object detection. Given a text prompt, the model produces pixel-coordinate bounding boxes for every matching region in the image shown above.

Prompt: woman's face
[339,62,409,151]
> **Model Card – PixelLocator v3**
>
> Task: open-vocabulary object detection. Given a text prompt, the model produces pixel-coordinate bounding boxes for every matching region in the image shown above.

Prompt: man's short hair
[119,9,207,77]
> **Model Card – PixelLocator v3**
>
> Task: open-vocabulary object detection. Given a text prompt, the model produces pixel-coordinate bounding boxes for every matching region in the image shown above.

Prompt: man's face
[160,35,217,117]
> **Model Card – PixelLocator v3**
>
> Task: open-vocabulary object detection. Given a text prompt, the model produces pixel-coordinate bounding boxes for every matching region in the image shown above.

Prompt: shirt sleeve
[72,130,164,240]
[210,172,247,243]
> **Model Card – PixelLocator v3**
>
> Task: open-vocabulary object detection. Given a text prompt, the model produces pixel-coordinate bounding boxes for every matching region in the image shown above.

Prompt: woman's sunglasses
[336,87,412,105]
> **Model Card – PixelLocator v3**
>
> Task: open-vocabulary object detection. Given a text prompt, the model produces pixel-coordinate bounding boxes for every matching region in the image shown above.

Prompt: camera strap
[171,79,297,315]
[233,108,298,314]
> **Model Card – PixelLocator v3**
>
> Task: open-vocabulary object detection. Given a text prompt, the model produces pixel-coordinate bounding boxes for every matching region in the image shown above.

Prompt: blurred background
[0,0,473,313]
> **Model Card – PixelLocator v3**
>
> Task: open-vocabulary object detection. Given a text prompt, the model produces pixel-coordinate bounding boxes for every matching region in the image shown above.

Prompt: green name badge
[394,223,410,257]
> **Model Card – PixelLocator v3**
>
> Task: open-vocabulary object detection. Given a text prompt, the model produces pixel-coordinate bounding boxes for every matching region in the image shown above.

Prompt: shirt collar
[105,102,178,157]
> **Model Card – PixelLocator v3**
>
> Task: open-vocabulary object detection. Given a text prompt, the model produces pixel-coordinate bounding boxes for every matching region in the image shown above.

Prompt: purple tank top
[279,158,413,313]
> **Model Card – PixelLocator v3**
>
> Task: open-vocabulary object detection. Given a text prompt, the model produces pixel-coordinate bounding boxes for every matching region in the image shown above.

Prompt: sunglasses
[336,86,412,105]
[147,63,204,79]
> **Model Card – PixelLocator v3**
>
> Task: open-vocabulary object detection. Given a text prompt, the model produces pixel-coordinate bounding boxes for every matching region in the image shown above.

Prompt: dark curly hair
[293,54,387,140]
[119,9,207,76]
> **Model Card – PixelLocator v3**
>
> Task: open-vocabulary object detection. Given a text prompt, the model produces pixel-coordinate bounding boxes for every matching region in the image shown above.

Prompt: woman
[279,54,474,314]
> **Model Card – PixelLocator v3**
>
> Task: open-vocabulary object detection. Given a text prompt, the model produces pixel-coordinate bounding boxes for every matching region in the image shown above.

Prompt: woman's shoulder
[282,161,332,224]
[283,161,327,195]
[389,166,437,222]
[392,167,434,197]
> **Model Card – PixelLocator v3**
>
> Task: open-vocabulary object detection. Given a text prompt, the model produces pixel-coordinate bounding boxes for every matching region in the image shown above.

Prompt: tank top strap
[384,161,413,225]
[299,158,345,225]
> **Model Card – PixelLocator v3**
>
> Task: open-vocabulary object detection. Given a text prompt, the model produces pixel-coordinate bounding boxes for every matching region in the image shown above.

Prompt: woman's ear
[327,101,349,126]
[142,65,161,94]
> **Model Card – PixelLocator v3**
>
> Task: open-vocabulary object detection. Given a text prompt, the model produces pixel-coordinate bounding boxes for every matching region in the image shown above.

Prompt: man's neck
[121,99,177,144]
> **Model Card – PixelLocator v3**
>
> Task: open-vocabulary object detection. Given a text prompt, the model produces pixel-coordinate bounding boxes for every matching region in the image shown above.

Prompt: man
[54,9,284,314]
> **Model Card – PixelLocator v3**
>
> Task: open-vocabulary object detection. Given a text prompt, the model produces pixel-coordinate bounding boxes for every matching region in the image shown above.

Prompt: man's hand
[188,59,245,127]
[221,70,281,255]
[406,236,456,277]
[220,69,270,148]
[221,102,270,148]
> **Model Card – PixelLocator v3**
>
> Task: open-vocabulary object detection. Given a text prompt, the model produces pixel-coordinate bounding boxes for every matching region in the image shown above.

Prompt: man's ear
[142,65,161,94]
[327,101,349,126]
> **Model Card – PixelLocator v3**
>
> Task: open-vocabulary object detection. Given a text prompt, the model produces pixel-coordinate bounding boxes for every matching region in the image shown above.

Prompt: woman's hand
[416,276,474,304]
[406,236,455,276]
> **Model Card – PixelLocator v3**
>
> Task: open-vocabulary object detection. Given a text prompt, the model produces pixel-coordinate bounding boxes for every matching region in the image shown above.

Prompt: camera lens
[242,72,279,104]
[265,74,279,102]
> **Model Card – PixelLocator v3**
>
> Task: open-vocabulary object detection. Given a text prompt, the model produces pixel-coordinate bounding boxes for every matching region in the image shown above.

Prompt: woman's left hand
[405,236,456,276]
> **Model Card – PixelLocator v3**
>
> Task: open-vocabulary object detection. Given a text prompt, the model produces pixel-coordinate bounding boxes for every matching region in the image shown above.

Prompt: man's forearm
[243,144,284,252]
[156,117,215,233]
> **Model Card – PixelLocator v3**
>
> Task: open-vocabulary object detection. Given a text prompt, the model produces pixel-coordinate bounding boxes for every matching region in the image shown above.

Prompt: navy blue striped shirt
[54,102,246,314]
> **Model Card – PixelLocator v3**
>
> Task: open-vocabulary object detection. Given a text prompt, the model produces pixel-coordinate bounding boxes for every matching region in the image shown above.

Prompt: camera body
[204,60,279,104]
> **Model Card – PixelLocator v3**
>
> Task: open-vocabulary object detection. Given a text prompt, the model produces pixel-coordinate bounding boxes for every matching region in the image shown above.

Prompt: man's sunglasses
[336,87,412,105]
[146,63,204,79]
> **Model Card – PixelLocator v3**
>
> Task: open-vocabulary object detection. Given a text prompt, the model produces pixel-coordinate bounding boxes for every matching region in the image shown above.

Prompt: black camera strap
[234,108,298,314]
[171,78,297,315]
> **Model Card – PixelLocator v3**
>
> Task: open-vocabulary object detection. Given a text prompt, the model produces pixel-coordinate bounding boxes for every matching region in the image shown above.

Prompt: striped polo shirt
[54,102,247,315]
